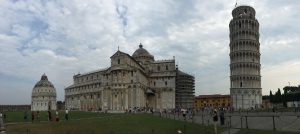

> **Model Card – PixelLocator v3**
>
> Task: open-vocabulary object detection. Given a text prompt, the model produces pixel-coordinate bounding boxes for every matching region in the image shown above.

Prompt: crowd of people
[23,109,69,122]
[155,107,227,134]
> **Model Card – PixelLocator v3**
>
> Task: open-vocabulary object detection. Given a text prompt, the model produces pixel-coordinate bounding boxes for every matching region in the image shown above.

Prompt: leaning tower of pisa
[229,5,262,110]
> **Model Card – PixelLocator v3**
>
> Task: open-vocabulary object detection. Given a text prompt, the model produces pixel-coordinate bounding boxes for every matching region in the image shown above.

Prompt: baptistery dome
[34,74,54,88]
[31,74,57,111]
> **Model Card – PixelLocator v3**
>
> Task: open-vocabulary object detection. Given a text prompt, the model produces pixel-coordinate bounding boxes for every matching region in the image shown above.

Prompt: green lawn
[237,129,300,134]
[5,113,220,134]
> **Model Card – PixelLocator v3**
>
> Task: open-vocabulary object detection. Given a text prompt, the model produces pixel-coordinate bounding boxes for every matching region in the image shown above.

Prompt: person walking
[65,109,69,121]
[47,110,52,121]
[55,111,59,122]
[31,111,35,122]
[182,109,187,120]
[219,110,225,126]
[24,111,28,122]
[213,109,218,134]
[36,111,40,122]
[3,113,6,121]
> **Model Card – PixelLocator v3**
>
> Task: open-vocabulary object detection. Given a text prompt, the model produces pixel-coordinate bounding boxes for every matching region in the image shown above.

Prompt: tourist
[192,109,195,120]
[24,111,28,121]
[65,109,69,121]
[188,109,192,120]
[213,109,218,134]
[219,109,225,126]
[189,109,194,120]
[36,111,40,122]
[47,110,52,121]
[0,112,2,123]
[3,113,6,121]
[182,109,187,120]
[55,111,59,122]
[150,108,154,115]
[159,109,162,117]
[31,111,35,122]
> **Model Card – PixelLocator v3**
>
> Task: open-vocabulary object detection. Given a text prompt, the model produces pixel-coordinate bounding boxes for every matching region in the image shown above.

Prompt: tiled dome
[132,43,153,58]
[34,74,54,88]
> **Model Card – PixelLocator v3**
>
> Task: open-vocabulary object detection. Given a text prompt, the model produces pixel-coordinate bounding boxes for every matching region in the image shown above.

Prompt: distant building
[229,5,262,109]
[0,105,30,112]
[56,101,65,110]
[65,44,194,111]
[262,96,272,109]
[283,86,300,94]
[194,94,230,108]
[283,86,300,107]
[31,74,57,111]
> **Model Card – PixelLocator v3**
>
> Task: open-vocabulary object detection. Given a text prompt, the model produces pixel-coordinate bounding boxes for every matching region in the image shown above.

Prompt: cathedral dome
[132,43,153,58]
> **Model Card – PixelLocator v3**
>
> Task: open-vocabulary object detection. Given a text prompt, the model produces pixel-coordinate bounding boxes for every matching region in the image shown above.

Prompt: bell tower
[229,5,262,109]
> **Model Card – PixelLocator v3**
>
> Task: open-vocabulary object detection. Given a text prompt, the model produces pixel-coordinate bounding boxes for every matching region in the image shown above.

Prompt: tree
[274,88,282,104]
[269,90,273,103]
[277,88,281,95]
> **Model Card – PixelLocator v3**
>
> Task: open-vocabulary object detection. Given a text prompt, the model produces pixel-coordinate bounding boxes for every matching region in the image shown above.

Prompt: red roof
[195,94,230,99]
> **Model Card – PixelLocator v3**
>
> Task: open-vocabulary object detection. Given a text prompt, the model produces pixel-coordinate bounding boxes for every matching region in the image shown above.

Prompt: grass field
[3,111,299,134]
[237,129,300,134]
[5,113,219,134]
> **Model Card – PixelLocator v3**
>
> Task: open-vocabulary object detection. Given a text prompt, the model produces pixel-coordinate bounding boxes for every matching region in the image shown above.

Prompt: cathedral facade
[65,44,194,111]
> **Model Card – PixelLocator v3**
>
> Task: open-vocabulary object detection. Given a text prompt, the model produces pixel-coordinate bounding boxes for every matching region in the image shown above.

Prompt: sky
[0,0,300,105]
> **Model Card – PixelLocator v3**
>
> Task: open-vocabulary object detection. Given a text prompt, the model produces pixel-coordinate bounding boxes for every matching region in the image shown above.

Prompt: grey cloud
[1,0,300,104]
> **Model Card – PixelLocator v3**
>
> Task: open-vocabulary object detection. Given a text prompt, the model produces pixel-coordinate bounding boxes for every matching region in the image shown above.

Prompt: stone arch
[240,63,243,68]
[242,20,245,27]
[246,63,250,68]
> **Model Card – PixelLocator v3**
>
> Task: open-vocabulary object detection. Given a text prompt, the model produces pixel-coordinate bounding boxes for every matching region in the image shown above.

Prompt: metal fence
[225,114,300,131]
[156,111,300,132]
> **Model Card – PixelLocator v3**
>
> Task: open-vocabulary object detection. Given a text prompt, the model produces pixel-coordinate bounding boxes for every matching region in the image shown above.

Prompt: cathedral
[65,44,194,111]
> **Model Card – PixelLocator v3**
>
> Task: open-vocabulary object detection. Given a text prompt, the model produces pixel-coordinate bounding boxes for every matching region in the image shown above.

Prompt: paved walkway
[220,128,240,134]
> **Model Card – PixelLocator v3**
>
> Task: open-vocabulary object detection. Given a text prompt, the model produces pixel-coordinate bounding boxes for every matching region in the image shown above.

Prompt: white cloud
[262,59,300,94]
